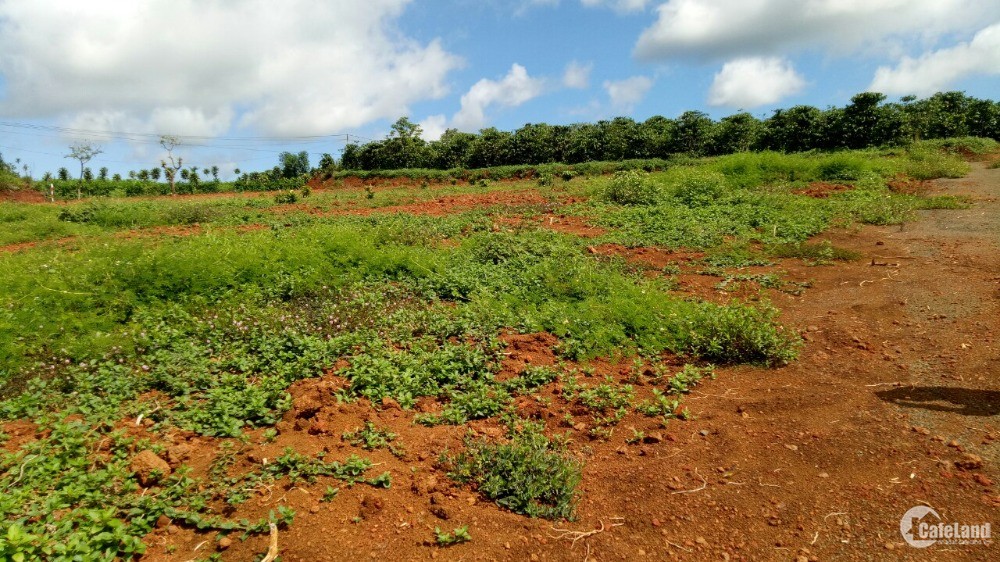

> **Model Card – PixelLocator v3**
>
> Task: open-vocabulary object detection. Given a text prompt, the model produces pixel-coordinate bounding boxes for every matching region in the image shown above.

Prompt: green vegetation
[443,422,580,519]
[0,139,983,558]
[340,92,999,171]
[435,525,472,546]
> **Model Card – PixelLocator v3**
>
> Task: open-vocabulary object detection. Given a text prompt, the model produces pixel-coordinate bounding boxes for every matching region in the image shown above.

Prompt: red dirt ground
[792,182,854,198]
[5,165,998,561]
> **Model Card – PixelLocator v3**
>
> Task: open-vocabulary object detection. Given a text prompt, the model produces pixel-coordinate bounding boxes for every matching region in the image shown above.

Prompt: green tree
[466,128,514,168]
[708,112,763,155]
[317,153,336,172]
[512,123,557,164]
[65,142,103,199]
[98,166,109,180]
[966,98,1000,140]
[564,123,603,164]
[761,106,824,152]
[380,117,429,169]
[924,92,970,138]
[638,116,676,158]
[599,117,642,161]
[279,150,310,177]
[673,111,715,155]
[429,129,475,169]
[58,167,70,181]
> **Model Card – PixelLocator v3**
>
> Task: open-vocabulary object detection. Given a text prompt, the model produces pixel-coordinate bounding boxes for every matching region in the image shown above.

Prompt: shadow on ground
[875,386,1000,417]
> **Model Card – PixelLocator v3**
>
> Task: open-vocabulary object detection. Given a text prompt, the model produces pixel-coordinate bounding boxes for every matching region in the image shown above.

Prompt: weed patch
[443,421,580,520]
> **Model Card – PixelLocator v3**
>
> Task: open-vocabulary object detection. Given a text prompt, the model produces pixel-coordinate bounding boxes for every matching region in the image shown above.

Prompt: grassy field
[0,139,993,560]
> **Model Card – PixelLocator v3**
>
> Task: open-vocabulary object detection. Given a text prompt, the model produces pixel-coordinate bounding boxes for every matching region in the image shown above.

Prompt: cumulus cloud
[634,0,1000,61]
[603,75,653,112]
[708,57,805,108]
[562,61,593,89]
[870,23,1000,95]
[0,0,462,136]
[418,114,449,141]
[452,64,546,130]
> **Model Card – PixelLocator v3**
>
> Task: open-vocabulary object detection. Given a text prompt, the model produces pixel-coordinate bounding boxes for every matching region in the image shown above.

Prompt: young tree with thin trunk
[159,135,183,196]
[65,142,103,199]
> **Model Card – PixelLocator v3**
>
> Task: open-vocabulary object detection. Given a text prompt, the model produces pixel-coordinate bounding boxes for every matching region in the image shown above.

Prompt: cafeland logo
[900,506,992,548]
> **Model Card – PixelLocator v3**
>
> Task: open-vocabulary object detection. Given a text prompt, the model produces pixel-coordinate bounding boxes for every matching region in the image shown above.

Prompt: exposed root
[671,468,707,494]
[261,523,279,562]
[550,518,625,547]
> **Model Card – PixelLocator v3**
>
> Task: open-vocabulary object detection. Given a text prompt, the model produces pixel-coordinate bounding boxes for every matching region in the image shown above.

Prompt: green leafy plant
[443,421,580,520]
[435,525,472,546]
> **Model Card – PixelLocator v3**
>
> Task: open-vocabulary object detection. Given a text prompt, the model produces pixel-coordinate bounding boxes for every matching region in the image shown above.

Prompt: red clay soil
[887,176,934,195]
[0,188,47,203]
[22,164,986,561]
[276,190,558,218]
[792,182,854,198]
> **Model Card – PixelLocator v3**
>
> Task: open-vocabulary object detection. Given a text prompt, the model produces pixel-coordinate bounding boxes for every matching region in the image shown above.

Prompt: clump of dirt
[496,332,560,381]
[887,176,932,195]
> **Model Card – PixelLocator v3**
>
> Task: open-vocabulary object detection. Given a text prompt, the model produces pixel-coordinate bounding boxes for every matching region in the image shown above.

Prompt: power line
[0,121,374,144]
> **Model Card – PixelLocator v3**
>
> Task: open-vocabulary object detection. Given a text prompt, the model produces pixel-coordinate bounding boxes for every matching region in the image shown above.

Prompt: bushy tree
[708,112,762,155]
[673,111,715,155]
[317,153,336,172]
[429,129,476,169]
[279,150,310,177]
[761,106,825,152]
[467,128,514,168]
[379,117,429,169]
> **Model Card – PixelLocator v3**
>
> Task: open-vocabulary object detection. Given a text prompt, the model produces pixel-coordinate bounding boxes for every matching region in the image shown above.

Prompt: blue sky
[1,0,998,178]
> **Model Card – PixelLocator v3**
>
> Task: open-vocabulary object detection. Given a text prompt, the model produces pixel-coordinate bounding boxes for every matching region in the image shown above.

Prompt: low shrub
[600,170,659,205]
[443,421,580,519]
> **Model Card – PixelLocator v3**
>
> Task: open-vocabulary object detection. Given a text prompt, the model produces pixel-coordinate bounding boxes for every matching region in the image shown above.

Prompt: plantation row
[341,92,999,171]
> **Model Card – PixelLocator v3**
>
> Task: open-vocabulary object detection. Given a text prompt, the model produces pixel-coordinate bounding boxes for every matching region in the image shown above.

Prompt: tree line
[339,92,1000,171]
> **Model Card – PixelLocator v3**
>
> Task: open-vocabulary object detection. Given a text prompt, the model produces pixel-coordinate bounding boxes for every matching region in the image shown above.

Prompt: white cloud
[634,0,1000,61]
[708,57,806,108]
[0,1,462,136]
[523,0,650,13]
[581,0,651,13]
[419,114,449,141]
[870,23,1000,95]
[452,64,545,130]
[603,75,653,112]
[562,61,593,89]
